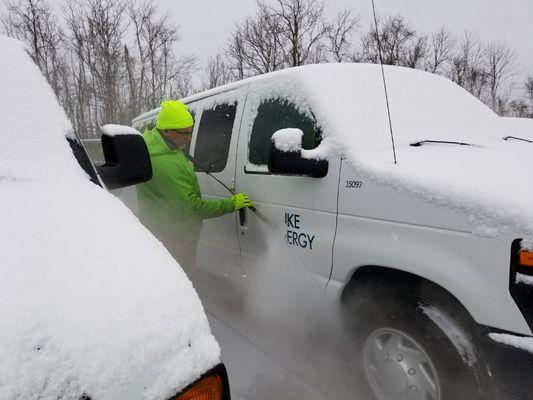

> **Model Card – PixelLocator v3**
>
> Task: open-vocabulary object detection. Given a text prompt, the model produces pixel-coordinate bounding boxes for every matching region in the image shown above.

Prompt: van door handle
[239,208,247,227]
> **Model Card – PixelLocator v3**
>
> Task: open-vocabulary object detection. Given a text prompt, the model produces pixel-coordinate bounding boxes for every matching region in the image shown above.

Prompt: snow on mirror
[272,128,304,152]
[269,128,328,178]
[100,124,142,137]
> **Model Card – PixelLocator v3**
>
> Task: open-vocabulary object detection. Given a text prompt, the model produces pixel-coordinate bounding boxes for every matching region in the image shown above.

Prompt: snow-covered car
[0,35,230,400]
[131,64,533,400]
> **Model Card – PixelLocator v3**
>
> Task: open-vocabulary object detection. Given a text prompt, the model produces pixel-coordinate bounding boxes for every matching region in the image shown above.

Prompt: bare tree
[127,0,184,112]
[325,8,360,62]
[225,0,332,79]
[170,55,199,98]
[526,76,533,104]
[260,0,329,67]
[507,76,533,117]
[483,41,516,110]
[447,32,488,100]
[360,15,426,68]
[64,0,128,132]
[227,30,246,80]
[509,99,531,117]
[426,27,455,73]
[227,8,288,77]
[403,35,428,68]
[202,54,233,90]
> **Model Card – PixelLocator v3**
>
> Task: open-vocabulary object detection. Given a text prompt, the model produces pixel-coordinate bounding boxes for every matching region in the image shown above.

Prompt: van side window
[249,98,319,166]
[194,103,236,173]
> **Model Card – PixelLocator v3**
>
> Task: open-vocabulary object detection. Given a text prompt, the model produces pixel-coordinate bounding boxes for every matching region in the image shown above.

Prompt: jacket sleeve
[156,158,234,219]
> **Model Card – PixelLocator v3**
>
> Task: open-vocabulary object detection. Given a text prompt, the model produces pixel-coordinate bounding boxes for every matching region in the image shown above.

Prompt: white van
[0,36,230,399]
[132,64,533,400]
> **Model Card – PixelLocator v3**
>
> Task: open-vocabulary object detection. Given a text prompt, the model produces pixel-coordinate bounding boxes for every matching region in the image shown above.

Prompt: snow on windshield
[0,35,220,399]
[252,63,533,241]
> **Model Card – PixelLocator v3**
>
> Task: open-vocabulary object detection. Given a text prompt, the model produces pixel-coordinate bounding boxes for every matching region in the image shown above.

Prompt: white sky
[1,0,531,86]
[163,0,532,84]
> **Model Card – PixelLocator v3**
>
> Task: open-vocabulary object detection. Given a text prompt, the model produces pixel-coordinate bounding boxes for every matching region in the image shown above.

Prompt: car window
[193,103,236,173]
[249,98,319,166]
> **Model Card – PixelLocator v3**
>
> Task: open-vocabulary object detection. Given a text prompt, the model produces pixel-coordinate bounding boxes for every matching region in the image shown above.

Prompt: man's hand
[231,193,254,210]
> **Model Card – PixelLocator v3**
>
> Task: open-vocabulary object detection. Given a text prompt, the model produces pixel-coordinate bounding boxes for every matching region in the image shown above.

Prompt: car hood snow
[0,179,220,400]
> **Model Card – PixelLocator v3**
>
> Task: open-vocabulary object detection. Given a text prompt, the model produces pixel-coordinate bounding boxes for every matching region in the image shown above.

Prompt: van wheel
[351,296,496,400]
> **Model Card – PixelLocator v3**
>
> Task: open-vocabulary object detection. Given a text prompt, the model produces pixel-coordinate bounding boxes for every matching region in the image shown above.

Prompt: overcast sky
[162,0,532,84]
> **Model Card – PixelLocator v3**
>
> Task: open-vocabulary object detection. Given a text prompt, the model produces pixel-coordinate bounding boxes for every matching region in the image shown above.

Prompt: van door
[234,96,340,284]
[187,97,242,280]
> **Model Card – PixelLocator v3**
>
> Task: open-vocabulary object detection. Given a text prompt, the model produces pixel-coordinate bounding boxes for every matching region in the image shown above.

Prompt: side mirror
[267,128,328,178]
[95,125,152,190]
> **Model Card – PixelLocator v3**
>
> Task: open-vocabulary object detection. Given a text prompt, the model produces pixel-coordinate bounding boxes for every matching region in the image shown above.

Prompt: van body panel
[233,95,341,281]
[332,215,530,334]
[339,163,473,232]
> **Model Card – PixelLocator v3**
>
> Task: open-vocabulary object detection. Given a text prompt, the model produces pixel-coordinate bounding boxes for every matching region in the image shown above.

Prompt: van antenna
[371,0,398,164]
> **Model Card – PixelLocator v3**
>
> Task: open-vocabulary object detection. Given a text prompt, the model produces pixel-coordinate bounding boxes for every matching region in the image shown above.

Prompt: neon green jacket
[136,128,234,238]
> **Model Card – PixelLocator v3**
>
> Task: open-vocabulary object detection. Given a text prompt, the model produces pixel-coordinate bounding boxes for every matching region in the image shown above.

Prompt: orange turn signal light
[519,251,533,267]
[176,375,223,400]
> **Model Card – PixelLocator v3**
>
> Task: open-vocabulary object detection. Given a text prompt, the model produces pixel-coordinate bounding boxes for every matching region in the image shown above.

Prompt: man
[136,100,253,267]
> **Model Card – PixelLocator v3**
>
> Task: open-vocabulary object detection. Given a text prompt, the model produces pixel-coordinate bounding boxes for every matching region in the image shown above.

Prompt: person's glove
[231,193,254,210]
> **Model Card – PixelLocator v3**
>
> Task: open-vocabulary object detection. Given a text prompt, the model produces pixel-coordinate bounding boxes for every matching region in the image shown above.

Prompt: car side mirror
[95,125,152,190]
[267,128,328,178]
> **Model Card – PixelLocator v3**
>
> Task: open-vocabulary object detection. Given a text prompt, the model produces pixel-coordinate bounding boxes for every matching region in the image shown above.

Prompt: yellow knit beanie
[156,100,194,130]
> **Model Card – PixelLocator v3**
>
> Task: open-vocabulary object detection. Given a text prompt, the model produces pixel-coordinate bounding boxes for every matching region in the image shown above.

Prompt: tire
[349,295,497,400]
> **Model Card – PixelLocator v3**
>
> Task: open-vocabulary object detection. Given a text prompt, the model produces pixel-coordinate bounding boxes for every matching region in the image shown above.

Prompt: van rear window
[249,99,318,166]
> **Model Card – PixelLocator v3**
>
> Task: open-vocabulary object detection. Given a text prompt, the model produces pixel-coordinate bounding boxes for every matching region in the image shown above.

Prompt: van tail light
[519,250,533,268]
[175,375,224,400]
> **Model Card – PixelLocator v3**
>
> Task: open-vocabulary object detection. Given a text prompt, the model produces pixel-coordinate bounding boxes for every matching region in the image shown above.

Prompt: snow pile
[101,124,141,136]
[272,128,304,152]
[0,35,220,399]
[489,333,533,353]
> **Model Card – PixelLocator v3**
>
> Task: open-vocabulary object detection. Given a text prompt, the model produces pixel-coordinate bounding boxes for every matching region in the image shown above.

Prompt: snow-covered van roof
[0,35,220,399]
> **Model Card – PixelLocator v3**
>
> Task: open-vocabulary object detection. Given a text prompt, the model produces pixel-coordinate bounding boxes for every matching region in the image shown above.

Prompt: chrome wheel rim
[362,327,441,400]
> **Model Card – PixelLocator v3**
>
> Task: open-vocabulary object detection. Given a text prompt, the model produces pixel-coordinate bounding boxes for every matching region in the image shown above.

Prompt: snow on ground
[0,35,220,399]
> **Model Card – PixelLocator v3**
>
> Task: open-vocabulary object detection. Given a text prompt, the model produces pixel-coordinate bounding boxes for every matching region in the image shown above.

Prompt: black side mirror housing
[267,129,328,178]
[96,130,152,190]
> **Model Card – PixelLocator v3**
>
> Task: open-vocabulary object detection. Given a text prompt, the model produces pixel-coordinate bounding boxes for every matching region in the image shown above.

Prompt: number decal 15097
[345,180,363,189]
